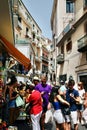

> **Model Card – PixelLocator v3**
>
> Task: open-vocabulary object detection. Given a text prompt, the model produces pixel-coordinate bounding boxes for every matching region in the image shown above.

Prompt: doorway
[79,75,87,92]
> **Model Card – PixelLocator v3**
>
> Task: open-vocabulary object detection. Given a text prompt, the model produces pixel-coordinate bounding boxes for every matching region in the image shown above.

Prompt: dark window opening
[66,41,72,52]
[33,24,35,29]
[84,22,87,34]
[59,74,67,83]
[61,45,64,54]
[84,0,87,9]
[26,27,29,36]
[86,52,87,61]
[66,37,72,52]
[26,27,28,32]
[66,0,74,13]
[79,75,87,92]
[33,33,35,40]
[18,17,21,23]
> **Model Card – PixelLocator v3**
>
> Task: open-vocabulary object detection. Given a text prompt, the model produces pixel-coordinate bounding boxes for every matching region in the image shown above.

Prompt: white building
[51,0,87,91]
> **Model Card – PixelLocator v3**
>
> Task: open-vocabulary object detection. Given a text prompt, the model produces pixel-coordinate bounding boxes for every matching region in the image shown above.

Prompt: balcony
[12,0,18,13]
[41,56,49,63]
[25,32,32,39]
[16,39,29,44]
[57,54,64,64]
[17,21,22,30]
[57,23,73,45]
[18,6,32,28]
[77,34,87,52]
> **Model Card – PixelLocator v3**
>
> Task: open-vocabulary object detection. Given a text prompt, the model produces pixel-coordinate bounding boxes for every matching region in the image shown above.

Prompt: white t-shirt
[79,89,85,99]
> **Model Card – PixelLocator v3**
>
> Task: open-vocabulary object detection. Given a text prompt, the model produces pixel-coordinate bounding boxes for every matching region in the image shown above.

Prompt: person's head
[41,75,47,85]
[68,79,75,90]
[6,74,17,88]
[78,82,84,90]
[49,86,60,102]
[60,80,64,85]
[25,82,35,93]
[33,76,40,85]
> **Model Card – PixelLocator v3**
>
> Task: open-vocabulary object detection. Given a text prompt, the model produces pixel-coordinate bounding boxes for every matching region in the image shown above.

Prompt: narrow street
[13,115,87,130]
[0,0,87,130]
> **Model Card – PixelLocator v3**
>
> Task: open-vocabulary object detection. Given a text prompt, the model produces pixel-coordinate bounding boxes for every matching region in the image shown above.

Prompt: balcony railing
[77,34,87,52]
[56,54,64,64]
[25,32,32,39]
[57,24,72,44]
[41,56,49,62]
[16,39,29,44]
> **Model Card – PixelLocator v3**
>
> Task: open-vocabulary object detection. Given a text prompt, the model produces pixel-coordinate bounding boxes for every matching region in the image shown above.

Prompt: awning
[0,35,31,70]
[0,0,14,44]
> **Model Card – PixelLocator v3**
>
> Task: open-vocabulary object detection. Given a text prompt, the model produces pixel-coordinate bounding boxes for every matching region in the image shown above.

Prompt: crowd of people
[0,74,52,130]
[0,74,87,130]
[49,80,87,130]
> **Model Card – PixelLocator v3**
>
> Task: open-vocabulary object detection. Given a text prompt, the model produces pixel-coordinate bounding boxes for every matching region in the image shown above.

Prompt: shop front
[0,0,31,83]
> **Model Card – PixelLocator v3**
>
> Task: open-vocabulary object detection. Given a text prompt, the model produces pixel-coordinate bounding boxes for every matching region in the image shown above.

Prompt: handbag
[16,96,25,107]
[45,109,53,123]
[61,107,70,115]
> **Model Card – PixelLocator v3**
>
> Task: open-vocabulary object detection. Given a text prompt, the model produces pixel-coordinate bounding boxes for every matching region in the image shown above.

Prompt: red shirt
[27,90,42,115]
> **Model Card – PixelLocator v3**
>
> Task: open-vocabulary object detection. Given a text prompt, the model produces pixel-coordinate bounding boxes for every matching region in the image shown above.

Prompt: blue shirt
[52,101,61,110]
[66,89,79,111]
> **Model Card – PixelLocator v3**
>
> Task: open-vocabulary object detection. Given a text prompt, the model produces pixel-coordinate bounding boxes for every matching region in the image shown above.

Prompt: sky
[22,0,53,39]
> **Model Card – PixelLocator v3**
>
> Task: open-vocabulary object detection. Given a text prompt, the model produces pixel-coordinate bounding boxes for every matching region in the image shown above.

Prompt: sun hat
[33,76,39,81]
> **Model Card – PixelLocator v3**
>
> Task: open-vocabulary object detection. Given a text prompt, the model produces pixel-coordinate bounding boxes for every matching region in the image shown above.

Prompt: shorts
[65,111,78,125]
[77,104,83,111]
[53,109,65,124]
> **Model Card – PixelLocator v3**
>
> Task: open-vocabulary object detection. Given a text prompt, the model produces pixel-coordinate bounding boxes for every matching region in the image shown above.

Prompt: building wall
[13,0,43,77]
[51,0,87,88]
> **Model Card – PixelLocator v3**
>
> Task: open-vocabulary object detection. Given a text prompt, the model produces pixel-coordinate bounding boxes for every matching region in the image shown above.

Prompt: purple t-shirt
[35,83,52,108]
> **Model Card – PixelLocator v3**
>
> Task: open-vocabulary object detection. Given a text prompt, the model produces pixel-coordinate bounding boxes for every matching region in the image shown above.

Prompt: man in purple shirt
[35,75,52,130]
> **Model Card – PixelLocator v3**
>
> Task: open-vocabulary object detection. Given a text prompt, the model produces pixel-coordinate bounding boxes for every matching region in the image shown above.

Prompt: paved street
[14,119,87,130]
[44,121,87,130]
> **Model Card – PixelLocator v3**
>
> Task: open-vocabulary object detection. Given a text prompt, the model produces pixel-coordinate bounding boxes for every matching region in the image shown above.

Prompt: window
[26,27,28,32]
[86,52,87,61]
[61,45,64,54]
[33,24,35,29]
[66,0,74,13]
[84,22,87,33]
[66,38,72,52]
[33,33,35,40]
[50,58,53,60]
[59,74,67,83]
[84,0,87,8]
[18,16,21,23]
[37,30,39,35]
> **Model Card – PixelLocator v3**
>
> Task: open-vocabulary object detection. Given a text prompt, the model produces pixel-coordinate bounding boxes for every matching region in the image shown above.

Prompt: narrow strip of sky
[22,0,53,39]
